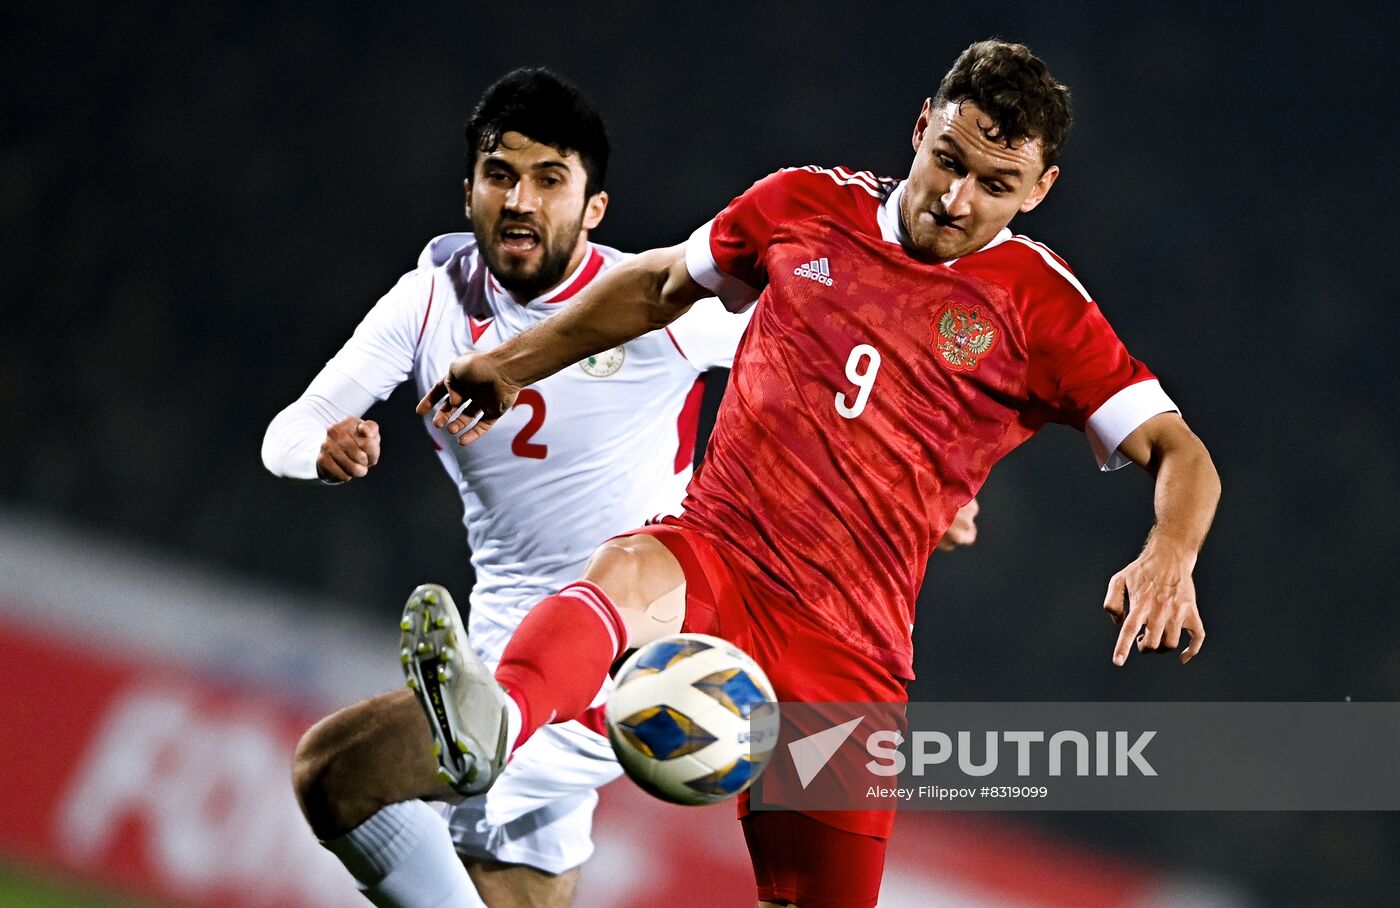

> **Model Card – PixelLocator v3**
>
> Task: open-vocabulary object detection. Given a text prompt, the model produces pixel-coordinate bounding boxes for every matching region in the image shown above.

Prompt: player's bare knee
[582,535,682,612]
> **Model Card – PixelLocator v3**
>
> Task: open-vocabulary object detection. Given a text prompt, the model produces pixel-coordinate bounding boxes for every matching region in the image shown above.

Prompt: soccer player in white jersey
[263,69,754,908]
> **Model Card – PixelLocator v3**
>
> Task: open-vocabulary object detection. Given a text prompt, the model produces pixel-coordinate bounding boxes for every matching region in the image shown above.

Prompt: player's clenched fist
[1103,535,1205,667]
[317,417,381,482]
[416,351,521,445]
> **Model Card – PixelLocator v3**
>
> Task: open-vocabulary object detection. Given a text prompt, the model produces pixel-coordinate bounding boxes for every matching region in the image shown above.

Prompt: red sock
[495,580,628,750]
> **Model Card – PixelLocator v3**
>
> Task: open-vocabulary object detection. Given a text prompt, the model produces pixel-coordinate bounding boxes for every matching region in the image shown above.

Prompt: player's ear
[912,98,934,152]
[462,177,472,218]
[582,190,608,231]
[1019,164,1059,214]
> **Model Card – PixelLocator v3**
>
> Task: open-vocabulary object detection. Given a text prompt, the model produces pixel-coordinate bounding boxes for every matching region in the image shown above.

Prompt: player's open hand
[416,351,521,445]
[317,417,381,482]
[936,498,980,552]
[1103,535,1204,666]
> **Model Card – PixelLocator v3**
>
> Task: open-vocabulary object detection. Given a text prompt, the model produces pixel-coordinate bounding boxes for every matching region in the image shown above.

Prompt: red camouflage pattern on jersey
[677,168,1155,677]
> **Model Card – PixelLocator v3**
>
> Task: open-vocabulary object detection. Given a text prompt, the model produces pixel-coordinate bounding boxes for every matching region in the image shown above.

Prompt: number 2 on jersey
[835,344,881,419]
[511,389,548,459]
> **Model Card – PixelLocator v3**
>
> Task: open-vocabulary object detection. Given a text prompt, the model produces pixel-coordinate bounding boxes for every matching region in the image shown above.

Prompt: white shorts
[442,718,622,874]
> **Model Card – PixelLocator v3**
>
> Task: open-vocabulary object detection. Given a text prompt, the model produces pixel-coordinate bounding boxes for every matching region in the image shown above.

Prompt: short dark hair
[464,68,610,197]
[935,40,1071,168]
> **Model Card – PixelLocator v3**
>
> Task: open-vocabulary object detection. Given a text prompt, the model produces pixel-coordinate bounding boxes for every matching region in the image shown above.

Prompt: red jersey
[679,166,1176,677]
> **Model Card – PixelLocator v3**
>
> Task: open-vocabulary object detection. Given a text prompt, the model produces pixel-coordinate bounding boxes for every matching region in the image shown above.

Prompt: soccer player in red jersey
[415,40,1220,906]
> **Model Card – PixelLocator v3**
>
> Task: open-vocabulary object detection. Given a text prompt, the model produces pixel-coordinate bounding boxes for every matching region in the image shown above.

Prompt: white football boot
[400,583,509,796]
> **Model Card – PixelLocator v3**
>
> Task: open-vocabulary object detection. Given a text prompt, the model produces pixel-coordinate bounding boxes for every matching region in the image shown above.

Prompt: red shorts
[626,521,904,904]
[742,812,888,908]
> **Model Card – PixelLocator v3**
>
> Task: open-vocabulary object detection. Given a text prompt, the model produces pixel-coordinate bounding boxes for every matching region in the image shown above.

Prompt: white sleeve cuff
[261,365,380,481]
[261,401,330,480]
[685,221,761,313]
[1085,379,1179,471]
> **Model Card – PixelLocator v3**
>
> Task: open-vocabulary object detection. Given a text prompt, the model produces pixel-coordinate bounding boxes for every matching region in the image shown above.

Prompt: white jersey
[264,233,748,664]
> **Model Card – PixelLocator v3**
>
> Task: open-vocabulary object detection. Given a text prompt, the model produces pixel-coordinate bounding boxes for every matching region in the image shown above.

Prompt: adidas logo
[793,257,834,286]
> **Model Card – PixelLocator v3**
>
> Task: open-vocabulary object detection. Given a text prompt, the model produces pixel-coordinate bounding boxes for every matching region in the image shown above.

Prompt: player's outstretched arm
[417,244,709,444]
[1102,413,1220,666]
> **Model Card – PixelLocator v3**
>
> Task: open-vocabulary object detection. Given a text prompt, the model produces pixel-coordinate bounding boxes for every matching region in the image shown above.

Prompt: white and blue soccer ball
[605,633,780,806]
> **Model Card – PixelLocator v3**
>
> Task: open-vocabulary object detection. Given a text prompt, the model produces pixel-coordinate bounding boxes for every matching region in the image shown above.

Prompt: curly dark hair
[465,68,610,197]
[935,40,1071,168]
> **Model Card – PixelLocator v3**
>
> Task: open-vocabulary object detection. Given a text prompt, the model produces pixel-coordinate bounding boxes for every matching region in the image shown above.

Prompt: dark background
[5,1,1398,904]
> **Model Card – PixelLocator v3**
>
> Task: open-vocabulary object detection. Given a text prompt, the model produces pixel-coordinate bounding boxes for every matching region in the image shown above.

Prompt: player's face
[466,131,608,300]
[902,100,1059,262]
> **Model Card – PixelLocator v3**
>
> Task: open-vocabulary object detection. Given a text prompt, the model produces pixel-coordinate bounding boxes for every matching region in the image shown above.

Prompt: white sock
[504,694,523,756]
[321,800,485,908]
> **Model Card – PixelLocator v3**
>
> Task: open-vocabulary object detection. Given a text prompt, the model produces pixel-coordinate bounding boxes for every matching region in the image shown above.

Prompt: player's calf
[467,860,581,908]
[487,536,686,753]
[291,689,455,839]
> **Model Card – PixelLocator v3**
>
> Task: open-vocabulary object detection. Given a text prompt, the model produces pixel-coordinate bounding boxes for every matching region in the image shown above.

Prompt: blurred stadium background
[4,1,1397,905]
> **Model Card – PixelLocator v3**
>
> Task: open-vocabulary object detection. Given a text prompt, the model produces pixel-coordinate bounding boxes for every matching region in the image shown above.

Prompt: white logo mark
[787,716,863,788]
[793,257,834,286]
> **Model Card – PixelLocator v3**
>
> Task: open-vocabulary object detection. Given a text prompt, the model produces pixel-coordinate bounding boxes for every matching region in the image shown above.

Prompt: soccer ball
[605,633,780,806]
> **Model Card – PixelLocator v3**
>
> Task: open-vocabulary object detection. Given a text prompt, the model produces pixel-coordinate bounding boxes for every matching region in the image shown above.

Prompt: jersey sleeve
[1021,263,1177,471]
[261,366,380,480]
[325,268,434,398]
[684,170,809,312]
[664,297,752,370]
[261,266,434,480]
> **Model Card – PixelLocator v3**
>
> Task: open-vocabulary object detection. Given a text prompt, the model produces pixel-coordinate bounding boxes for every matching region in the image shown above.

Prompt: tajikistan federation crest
[579,346,625,377]
[934,303,999,371]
